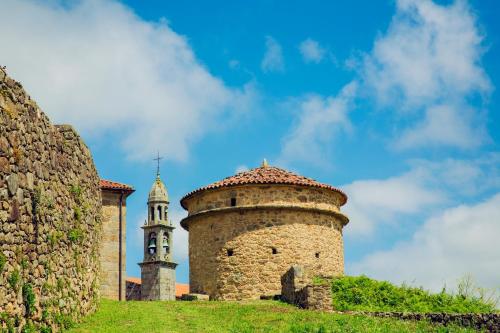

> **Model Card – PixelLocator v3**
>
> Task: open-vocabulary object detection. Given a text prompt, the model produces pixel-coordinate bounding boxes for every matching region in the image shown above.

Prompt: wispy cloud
[349,193,500,291]
[343,169,445,236]
[0,0,257,162]
[278,82,357,167]
[343,153,500,236]
[279,0,492,168]
[299,38,326,63]
[362,0,491,149]
[261,36,285,73]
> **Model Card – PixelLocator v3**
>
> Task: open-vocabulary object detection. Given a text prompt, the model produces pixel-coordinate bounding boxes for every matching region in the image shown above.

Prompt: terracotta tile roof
[125,278,189,298]
[126,277,141,284]
[100,179,135,192]
[181,165,347,207]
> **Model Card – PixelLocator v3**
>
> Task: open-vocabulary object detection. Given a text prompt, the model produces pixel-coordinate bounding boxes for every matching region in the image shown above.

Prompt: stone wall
[281,266,333,311]
[100,190,128,301]
[183,184,346,300]
[184,184,346,216]
[0,68,101,332]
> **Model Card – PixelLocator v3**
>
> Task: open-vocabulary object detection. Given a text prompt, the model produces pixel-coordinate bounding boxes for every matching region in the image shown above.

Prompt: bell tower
[139,154,177,300]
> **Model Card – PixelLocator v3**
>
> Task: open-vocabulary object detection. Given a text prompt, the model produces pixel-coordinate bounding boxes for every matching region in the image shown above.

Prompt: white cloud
[279,0,492,166]
[299,38,325,63]
[362,0,491,149]
[408,153,500,196]
[349,193,500,291]
[343,153,500,236]
[261,36,285,73]
[279,81,357,167]
[343,168,445,236]
[0,0,256,161]
[395,104,487,149]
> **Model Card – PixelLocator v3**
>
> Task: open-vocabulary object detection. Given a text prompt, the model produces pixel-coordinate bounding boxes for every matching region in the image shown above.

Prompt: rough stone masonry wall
[185,185,345,216]
[185,186,346,300]
[281,265,333,311]
[0,68,101,332]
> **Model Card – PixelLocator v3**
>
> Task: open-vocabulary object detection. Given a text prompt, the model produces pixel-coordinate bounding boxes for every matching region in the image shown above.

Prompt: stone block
[181,293,209,301]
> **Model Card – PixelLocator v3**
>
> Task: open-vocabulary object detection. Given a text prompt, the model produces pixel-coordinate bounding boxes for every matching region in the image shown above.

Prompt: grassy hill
[68,299,475,333]
[328,275,497,313]
[67,276,497,332]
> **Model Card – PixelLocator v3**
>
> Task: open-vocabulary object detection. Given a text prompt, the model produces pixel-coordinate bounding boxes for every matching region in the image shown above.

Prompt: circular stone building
[180,161,349,300]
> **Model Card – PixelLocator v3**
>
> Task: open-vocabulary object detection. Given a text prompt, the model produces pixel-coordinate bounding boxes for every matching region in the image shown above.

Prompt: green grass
[331,276,497,313]
[68,299,474,333]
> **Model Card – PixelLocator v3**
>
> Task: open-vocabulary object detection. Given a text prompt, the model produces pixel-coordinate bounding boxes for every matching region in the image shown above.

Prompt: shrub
[330,275,496,313]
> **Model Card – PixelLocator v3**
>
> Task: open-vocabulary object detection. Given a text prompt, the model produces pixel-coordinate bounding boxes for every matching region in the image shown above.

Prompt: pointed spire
[262,158,269,168]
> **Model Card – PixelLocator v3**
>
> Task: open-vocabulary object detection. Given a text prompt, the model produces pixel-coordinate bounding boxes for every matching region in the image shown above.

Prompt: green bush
[330,275,496,313]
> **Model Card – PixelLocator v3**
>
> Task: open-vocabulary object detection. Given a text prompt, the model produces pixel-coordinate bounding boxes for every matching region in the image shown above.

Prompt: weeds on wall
[7,269,20,291]
[22,283,36,317]
[0,253,6,273]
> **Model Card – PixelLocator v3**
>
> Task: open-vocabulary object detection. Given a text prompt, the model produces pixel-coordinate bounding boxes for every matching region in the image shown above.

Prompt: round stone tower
[180,161,349,300]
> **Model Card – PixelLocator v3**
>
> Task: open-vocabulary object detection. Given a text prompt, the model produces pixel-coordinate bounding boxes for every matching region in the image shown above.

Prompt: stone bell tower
[139,155,177,300]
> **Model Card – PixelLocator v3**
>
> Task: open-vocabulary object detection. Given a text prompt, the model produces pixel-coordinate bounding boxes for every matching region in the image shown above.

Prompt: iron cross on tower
[154,152,163,177]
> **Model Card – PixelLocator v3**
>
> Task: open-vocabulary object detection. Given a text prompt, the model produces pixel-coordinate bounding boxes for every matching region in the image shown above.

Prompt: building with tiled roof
[180,160,349,300]
[99,179,135,301]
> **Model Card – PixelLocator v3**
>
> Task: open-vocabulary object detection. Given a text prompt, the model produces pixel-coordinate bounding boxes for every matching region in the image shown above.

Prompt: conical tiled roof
[148,176,168,202]
[181,164,347,207]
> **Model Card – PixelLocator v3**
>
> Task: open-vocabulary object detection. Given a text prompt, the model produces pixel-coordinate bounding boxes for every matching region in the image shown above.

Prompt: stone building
[139,173,177,300]
[99,179,134,301]
[180,160,349,300]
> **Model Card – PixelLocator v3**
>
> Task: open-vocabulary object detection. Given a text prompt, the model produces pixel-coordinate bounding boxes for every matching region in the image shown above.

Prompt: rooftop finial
[153,151,163,178]
[262,158,269,168]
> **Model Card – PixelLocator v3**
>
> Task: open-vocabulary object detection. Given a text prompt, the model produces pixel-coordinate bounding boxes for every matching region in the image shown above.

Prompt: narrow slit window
[150,207,155,221]
[227,249,234,257]
[230,197,237,207]
[158,206,162,220]
[272,247,277,255]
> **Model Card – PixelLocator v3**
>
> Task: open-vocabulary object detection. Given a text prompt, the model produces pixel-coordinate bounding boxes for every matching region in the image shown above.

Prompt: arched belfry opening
[139,153,177,300]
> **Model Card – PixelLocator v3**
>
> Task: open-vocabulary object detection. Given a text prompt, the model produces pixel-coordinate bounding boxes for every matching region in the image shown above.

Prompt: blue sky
[1,0,499,291]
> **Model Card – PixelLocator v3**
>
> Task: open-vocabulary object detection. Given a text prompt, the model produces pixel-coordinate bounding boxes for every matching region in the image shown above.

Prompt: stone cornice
[139,261,178,269]
[180,204,349,231]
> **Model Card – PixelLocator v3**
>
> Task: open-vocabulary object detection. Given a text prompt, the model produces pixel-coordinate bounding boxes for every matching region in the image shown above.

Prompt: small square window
[230,197,237,207]
[315,252,320,258]
[227,249,234,257]
[272,247,277,255]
